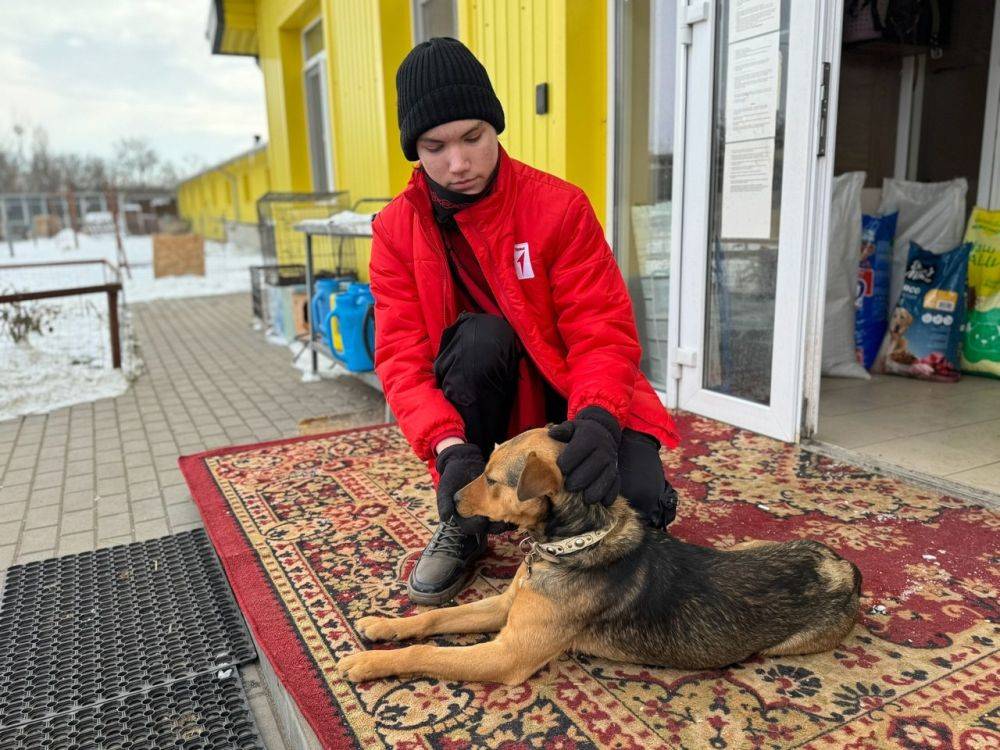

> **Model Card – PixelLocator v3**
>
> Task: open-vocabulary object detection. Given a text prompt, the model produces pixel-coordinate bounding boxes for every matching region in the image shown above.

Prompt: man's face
[416,119,499,194]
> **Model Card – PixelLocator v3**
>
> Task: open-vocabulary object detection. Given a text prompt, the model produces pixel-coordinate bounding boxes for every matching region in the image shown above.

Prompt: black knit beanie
[396,37,505,161]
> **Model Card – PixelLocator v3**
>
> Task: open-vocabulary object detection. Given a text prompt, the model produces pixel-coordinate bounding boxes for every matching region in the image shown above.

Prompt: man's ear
[516,451,560,501]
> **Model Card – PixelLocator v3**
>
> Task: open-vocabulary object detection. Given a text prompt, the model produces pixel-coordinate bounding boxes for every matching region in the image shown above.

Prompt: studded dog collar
[518,520,618,582]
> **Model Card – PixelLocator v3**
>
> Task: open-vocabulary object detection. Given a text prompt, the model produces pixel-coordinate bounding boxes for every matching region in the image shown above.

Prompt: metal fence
[0,260,137,375]
[256,191,354,273]
[0,191,176,246]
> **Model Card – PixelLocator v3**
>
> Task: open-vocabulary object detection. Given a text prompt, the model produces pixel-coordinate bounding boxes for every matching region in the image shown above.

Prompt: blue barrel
[326,283,375,372]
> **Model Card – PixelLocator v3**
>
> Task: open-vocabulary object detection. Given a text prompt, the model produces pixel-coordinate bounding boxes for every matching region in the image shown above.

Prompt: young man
[370,38,679,605]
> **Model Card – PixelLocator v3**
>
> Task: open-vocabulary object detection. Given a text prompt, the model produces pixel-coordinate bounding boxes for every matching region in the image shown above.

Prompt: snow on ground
[0,231,262,421]
[1,231,262,302]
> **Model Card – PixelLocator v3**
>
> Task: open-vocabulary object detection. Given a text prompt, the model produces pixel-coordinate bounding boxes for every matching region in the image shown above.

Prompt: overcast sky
[0,1,268,175]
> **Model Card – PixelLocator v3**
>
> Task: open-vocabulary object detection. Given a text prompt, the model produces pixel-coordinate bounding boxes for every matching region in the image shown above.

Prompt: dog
[336,429,861,685]
[888,306,917,365]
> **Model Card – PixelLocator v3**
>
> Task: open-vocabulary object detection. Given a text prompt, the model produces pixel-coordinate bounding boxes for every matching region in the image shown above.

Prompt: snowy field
[1,230,261,302]
[1,231,262,421]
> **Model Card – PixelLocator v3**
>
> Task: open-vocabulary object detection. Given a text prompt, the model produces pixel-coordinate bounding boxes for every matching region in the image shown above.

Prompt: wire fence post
[106,287,121,369]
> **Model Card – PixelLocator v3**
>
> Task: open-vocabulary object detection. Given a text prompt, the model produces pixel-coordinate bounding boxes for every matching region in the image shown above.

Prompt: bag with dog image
[875,240,971,382]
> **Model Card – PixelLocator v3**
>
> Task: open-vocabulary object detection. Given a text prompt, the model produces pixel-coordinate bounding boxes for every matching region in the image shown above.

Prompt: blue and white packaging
[854,212,898,370]
[879,241,972,382]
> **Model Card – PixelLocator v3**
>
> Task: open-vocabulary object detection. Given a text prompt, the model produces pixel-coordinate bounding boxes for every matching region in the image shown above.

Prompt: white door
[668,0,840,442]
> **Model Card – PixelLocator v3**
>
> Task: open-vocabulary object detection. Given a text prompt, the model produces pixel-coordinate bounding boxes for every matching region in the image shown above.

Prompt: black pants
[434,312,677,528]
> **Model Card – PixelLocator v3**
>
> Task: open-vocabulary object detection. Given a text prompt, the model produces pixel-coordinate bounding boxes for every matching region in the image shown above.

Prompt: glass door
[673,0,835,441]
[613,0,676,393]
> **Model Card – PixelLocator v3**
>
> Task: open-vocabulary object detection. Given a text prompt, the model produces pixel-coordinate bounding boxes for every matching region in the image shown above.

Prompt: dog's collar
[518,521,617,581]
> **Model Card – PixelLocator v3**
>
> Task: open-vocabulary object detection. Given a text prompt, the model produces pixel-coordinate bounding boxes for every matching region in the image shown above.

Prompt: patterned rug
[179,415,1000,749]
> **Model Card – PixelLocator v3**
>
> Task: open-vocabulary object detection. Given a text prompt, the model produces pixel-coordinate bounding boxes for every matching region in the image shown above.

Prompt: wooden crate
[33,214,62,238]
[153,233,205,278]
[292,290,310,336]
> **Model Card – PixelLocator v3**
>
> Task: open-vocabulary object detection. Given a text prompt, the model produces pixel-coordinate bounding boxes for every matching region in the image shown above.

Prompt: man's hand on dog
[436,443,489,533]
[548,406,622,506]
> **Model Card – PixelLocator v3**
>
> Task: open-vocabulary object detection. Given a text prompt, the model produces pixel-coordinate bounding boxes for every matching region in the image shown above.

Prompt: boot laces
[428,518,470,558]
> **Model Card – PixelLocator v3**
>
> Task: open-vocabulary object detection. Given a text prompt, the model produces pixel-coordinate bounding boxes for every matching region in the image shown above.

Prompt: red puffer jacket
[369,147,679,471]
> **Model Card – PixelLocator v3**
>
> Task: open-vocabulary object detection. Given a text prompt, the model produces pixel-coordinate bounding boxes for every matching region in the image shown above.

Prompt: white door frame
[801,0,847,439]
[671,0,837,442]
[979,0,1000,208]
[804,0,1000,437]
[302,17,335,192]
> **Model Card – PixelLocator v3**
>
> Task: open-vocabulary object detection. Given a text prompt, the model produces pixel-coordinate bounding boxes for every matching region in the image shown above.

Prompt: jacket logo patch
[514,242,535,280]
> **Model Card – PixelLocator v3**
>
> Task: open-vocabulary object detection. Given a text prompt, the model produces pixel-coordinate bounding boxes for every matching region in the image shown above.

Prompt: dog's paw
[356,616,402,641]
[337,651,382,682]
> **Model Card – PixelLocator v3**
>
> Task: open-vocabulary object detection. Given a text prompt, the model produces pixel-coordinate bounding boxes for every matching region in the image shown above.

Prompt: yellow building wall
[208,1,607,272]
[458,0,607,224]
[177,147,271,241]
[252,0,412,279]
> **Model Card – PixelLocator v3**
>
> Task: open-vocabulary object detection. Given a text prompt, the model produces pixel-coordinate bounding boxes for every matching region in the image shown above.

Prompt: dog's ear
[516,451,560,501]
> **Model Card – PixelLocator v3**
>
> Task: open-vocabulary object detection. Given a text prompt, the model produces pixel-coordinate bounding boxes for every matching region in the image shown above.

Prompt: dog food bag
[855,212,898,370]
[823,172,870,379]
[877,241,972,382]
[878,177,967,313]
[961,207,1000,378]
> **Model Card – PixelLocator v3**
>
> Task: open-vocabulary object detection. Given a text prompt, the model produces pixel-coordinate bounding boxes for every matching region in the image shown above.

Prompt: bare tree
[0,122,182,192]
[112,137,158,188]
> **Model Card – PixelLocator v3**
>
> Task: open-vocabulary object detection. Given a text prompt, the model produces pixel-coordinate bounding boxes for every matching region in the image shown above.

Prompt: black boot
[407,517,488,605]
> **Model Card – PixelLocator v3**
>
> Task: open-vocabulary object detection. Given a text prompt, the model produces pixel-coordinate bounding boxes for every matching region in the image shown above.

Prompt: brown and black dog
[337,428,861,685]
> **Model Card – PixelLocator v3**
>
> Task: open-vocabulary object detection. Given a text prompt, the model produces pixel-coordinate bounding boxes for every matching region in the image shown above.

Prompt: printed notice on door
[721,139,774,239]
[730,0,780,42]
[726,32,780,142]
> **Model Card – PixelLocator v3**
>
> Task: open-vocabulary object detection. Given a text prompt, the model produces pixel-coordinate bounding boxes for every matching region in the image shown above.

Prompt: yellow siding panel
[177,146,272,241]
[456,0,606,223]
[565,0,605,222]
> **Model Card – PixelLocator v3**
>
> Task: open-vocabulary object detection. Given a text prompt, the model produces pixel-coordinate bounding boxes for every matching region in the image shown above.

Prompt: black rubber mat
[0,529,256,729]
[0,669,265,750]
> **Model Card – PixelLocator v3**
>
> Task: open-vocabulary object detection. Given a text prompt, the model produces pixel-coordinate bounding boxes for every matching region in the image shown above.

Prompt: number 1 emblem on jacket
[514,242,535,280]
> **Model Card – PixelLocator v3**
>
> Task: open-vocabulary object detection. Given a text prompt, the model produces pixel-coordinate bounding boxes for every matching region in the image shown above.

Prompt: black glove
[548,406,622,506]
[435,443,488,534]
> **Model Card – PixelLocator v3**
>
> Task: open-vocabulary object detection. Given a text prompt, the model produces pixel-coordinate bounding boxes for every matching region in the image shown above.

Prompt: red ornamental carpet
[178,415,999,749]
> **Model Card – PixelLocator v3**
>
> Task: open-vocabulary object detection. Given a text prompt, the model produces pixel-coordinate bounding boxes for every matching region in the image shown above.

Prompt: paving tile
[15,549,57,565]
[126,465,158,484]
[4,455,38,473]
[0,544,15,569]
[0,484,31,504]
[162,484,192,506]
[62,508,95,534]
[128,481,161,501]
[97,514,132,540]
[96,477,128,495]
[59,531,97,555]
[0,520,22,545]
[63,490,98,512]
[96,461,126,479]
[166,502,202,527]
[92,493,126,519]
[134,518,170,541]
[98,534,135,547]
[131,498,165,522]
[66,447,93,462]
[63,474,94,493]
[170,520,204,534]
[0,502,25,524]
[1,468,33,486]
[65,459,94,477]
[19,525,58,553]
[30,487,62,507]
[24,505,60,530]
